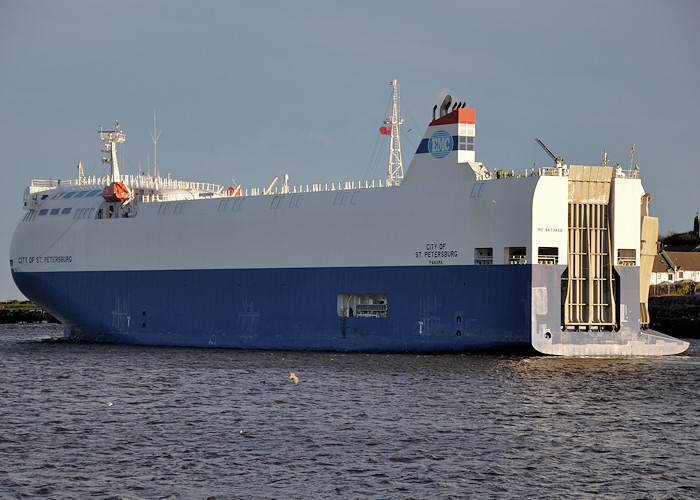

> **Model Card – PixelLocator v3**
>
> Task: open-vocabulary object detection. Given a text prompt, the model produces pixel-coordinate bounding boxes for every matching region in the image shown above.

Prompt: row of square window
[39,207,72,216]
[28,207,94,220]
[52,190,102,199]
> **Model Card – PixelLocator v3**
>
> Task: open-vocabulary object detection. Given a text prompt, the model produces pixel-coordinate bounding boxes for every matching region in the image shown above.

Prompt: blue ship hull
[13,265,534,352]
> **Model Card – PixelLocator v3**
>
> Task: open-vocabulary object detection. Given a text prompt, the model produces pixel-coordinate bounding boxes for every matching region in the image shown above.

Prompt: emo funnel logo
[428,130,453,159]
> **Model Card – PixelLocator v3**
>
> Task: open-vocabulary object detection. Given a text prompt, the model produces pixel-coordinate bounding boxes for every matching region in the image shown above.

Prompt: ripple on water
[0,325,698,498]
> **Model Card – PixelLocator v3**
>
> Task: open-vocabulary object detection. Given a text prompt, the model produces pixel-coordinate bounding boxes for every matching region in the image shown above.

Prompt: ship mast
[149,111,161,178]
[385,79,404,186]
[100,121,126,183]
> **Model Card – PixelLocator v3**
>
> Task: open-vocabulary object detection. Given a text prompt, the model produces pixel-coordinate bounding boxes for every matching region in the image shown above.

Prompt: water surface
[1,324,698,498]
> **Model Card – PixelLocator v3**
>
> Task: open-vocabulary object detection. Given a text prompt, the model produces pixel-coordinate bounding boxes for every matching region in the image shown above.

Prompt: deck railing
[477,166,640,181]
[28,165,639,200]
[29,176,389,200]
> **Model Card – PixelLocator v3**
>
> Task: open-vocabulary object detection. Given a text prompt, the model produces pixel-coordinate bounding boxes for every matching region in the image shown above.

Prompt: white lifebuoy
[484,171,491,180]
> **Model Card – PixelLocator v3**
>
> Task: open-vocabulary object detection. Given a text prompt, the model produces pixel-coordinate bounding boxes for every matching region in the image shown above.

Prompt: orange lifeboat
[102,181,130,202]
[227,185,244,197]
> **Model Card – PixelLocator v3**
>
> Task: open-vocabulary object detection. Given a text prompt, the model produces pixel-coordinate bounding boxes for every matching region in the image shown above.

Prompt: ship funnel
[439,94,452,117]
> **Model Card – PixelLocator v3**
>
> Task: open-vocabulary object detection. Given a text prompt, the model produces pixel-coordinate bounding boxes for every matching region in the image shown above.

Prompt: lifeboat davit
[102,181,130,202]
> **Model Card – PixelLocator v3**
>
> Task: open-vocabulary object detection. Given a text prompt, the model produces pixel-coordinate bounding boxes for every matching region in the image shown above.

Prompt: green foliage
[676,281,694,295]
[660,230,700,246]
[649,282,699,297]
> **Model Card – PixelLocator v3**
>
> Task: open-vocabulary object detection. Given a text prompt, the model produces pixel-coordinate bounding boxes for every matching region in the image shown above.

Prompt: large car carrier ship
[9,83,688,355]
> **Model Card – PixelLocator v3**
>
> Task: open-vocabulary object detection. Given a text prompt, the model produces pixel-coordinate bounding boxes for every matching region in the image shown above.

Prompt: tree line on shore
[0,300,59,324]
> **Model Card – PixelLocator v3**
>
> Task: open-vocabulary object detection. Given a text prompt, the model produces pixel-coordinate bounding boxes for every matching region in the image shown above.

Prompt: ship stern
[529,165,688,356]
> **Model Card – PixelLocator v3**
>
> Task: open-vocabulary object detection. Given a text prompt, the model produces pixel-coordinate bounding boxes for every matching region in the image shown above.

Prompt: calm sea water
[1,323,698,499]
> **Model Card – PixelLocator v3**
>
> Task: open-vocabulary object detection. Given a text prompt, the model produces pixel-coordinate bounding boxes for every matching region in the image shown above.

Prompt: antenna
[385,79,404,186]
[149,111,161,178]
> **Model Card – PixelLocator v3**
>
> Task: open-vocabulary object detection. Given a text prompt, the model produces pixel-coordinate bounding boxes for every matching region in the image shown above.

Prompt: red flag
[379,126,391,135]
[630,145,635,153]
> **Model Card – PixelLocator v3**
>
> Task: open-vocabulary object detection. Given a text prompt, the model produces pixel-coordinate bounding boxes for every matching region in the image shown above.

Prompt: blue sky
[1,0,699,300]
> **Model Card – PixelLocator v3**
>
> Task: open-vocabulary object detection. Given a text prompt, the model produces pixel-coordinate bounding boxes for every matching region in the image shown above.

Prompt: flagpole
[630,144,635,170]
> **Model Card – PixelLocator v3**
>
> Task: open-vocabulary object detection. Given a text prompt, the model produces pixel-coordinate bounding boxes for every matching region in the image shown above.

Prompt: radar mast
[385,79,404,186]
[100,121,126,183]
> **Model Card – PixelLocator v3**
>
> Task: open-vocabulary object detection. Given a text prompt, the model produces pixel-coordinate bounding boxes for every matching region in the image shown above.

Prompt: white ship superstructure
[9,89,688,355]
